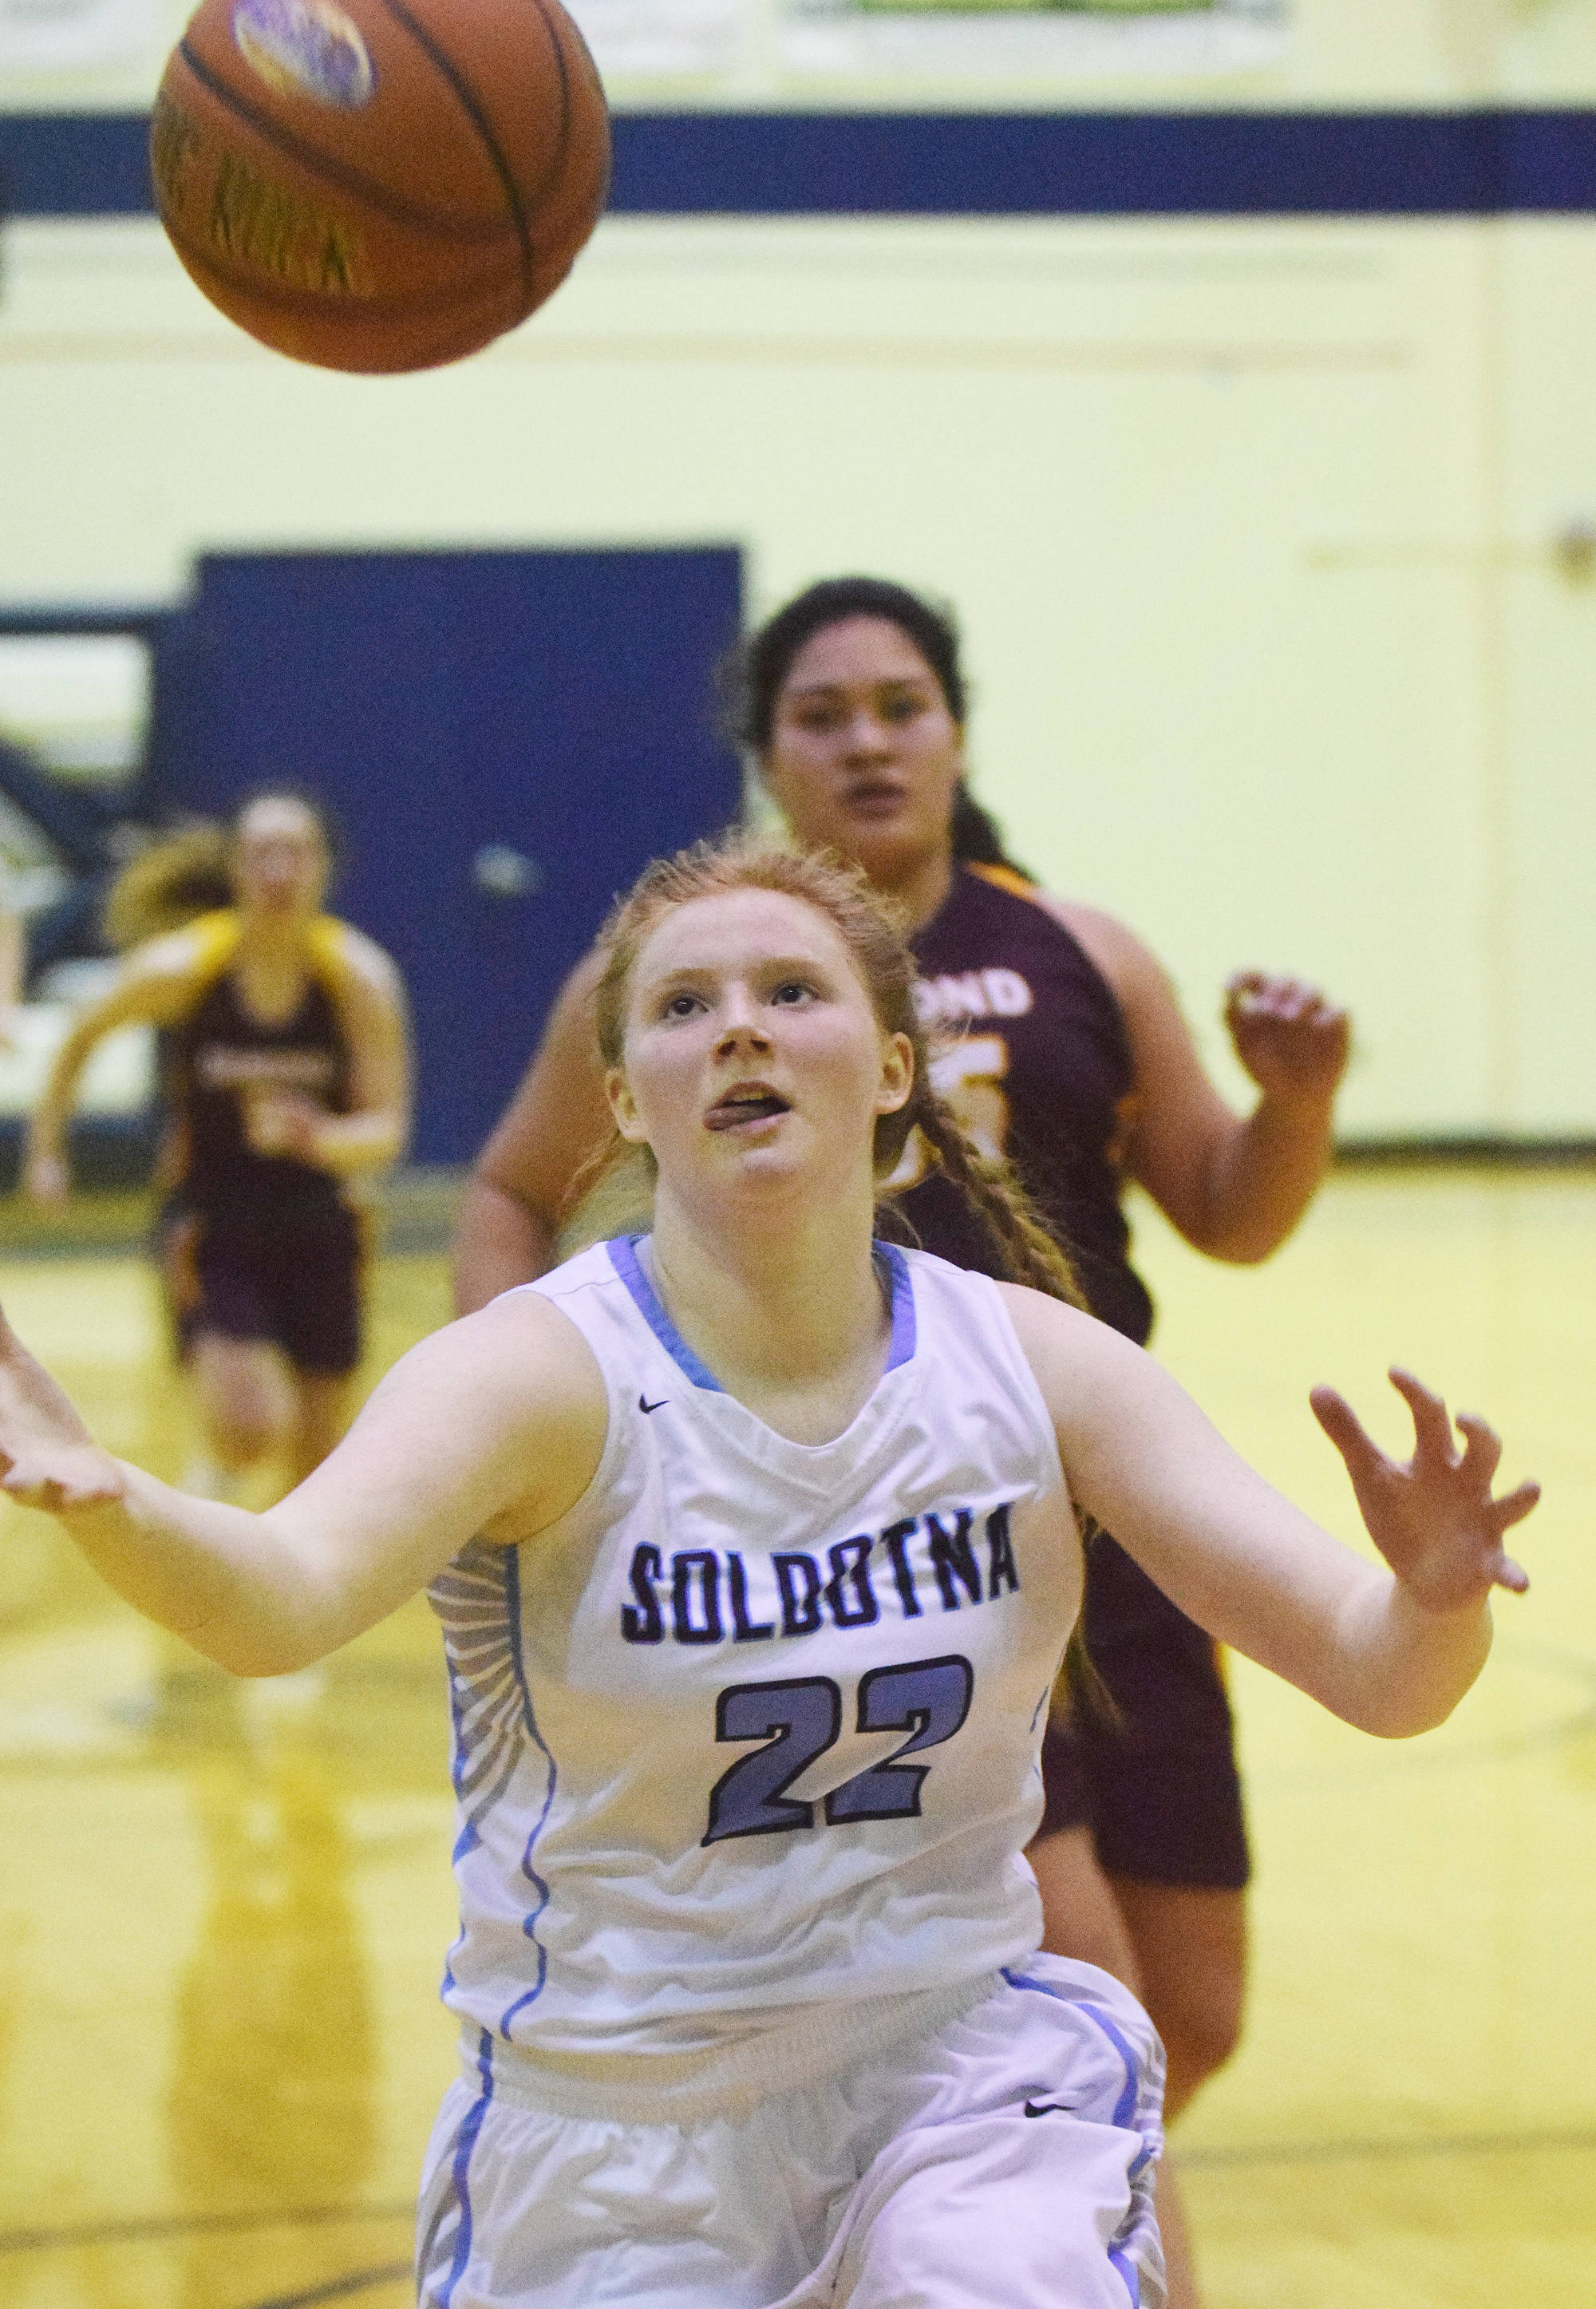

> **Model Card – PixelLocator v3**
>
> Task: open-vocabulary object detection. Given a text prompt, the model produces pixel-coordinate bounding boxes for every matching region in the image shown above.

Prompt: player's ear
[606,1067,650,1145]
[875,1031,914,1117]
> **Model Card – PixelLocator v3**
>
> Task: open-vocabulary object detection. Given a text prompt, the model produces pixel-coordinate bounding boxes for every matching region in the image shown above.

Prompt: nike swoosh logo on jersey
[638,1394,670,1414]
[1023,2099,1076,2118]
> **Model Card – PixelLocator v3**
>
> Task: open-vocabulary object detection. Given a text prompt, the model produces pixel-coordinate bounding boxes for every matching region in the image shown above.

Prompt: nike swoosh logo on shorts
[1023,2099,1075,2118]
[638,1394,669,1414]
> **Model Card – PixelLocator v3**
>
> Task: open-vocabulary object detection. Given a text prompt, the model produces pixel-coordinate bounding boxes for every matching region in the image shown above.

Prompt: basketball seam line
[170,36,519,243]
[371,0,537,299]
[519,6,611,297]
[519,2,613,295]
[525,0,575,218]
[558,8,612,217]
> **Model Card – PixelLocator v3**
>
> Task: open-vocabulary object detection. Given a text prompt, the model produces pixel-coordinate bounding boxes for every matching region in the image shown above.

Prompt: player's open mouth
[844,778,907,816]
[705,1085,792,1133]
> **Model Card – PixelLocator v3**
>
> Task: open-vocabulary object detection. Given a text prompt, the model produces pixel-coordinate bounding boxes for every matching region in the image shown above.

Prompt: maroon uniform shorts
[158,1199,366,1378]
[1037,1535,1251,1891]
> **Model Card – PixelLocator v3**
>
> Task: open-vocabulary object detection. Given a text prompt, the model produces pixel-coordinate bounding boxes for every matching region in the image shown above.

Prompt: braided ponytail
[890,1072,1111,1719]
[908,1098,1089,1312]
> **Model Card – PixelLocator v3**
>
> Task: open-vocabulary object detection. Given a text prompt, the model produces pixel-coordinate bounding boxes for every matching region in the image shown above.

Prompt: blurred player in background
[25,791,410,1498]
[452,577,1351,2307]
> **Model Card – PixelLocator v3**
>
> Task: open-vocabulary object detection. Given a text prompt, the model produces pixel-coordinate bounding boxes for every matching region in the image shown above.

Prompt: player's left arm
[270,930,412,1176]
[1000,1284,1539,1739]
[1050,897,1349,1263]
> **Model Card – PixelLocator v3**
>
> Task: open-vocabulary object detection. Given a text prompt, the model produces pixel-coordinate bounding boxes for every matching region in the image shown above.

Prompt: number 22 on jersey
[703,1655,974,1845]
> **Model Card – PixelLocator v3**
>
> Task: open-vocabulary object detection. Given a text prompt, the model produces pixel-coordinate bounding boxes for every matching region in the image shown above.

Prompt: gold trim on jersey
[964,860,1045,906]
[181,909,358,1005]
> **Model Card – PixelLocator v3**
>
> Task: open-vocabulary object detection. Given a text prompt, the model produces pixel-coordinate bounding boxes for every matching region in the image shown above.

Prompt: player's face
[231,799,330,919]
[761,619,964,885]
[608,888,913,1206]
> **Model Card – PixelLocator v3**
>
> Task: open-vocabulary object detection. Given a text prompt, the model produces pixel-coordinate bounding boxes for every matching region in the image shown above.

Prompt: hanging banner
[564,0,745,76]
[780,0,1287,80]
[0,0,153,69]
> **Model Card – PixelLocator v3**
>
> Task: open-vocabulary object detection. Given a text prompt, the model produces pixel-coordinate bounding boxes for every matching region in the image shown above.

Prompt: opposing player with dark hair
[0,836,1531,2309]
[452,578,1350,2306]
[26,792,411,1493]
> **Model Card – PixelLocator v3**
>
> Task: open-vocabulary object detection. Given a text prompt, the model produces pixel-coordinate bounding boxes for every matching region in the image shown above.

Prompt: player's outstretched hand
[0,1305,125,1516]
[1310,1368,1539,1611]
[1224,971,1350,1104]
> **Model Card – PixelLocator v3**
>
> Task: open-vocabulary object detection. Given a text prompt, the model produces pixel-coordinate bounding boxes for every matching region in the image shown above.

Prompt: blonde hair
[101,824,231,951]
[101,792,334,953]
[568,836,1088,1314]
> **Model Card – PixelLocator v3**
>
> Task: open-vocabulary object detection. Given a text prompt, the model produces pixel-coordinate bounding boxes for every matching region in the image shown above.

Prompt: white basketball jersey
[430,1236,1080,2061]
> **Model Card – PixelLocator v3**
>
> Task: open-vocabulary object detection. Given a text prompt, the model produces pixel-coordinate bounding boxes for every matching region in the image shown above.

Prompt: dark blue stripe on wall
[1,112,153,216]
[3,108,1596,220]
[607,109,1595,216]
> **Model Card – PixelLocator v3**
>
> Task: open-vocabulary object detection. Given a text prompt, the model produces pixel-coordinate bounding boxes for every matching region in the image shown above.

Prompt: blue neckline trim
[606,1235,724,1393]
[605,1235,917,1394]
[877,1240,918,1373]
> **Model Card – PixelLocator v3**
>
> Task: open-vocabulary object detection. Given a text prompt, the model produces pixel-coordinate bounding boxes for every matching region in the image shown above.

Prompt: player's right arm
[0,1289,607,1674]
[452,946,613,1313]
[23,930,209,1204]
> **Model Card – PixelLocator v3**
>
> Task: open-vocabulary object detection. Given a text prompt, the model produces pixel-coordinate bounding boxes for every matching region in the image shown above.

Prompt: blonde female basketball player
[0,842,1534,2309]
[24,792,410,1492]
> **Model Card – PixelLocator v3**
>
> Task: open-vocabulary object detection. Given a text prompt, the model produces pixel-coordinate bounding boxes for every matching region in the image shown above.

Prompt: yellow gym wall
[3,0,1596,1139]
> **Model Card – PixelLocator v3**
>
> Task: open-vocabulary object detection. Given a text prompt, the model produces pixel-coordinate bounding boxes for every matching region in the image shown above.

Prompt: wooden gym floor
[0,1165,1590,2309]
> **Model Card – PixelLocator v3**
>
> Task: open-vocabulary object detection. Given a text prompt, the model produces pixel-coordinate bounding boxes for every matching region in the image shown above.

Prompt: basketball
[148,0,611,374]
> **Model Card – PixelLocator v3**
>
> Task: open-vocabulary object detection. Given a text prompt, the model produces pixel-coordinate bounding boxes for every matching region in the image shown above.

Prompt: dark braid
[949,785,1036,880]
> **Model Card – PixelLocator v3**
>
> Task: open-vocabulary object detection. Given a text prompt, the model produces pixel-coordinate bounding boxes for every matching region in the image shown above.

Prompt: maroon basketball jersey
[899,864,1153,1344]
[164,912,353,1220]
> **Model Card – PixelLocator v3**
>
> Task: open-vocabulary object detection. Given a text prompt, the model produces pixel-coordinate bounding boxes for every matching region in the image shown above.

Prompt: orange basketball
[150,0,610,373]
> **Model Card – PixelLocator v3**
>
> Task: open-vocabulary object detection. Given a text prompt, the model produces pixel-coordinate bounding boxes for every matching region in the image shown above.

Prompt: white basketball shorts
[416,1955,1166,2309]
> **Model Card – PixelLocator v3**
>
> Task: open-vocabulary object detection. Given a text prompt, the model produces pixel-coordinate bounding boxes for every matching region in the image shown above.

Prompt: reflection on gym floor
[0,1168,1591,2309]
